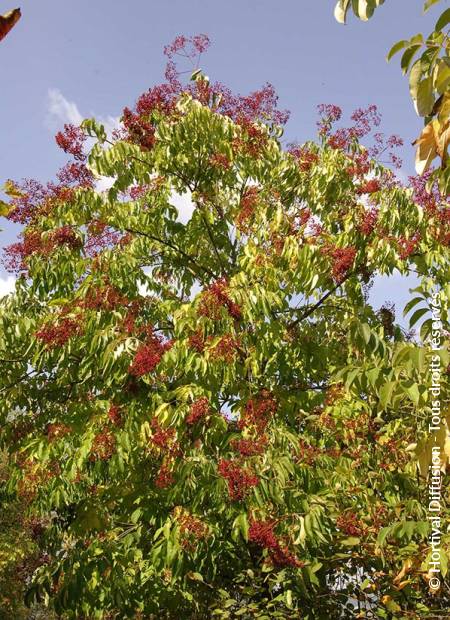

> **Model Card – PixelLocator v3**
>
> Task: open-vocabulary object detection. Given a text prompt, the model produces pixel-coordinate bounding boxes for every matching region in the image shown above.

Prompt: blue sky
[0,0,439,314]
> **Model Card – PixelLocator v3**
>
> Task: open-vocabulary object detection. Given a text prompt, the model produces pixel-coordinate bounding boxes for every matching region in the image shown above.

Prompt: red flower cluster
[175,509,208,550]
[198,278,242,320]
[47,423,71,442]
[336,512,367,537]
[108,404,123,426]
[358,207,379,236]
[188,329,206,353]
[397,233,420,260]
[154,463,174,489]
[56,161,94,188]
[209,152,231,170]
[248,519,303,568]
[318,104,381,152]
[164,33,211,60]
[90,430,116,461]
[151,418,175,450]
[51,226,82,249]
[82,283,128,312]
[129,331,172,376]
[322,245,357,283]
[218,458,258,501]
[288,146,318,172]
[55,124,87,161]
[36,316,81,348]
[85,220,122,257]
[238,390,277,433]
[209,334,240,362]
[231,436,267,457]
[356,179,380,195]
[298,439,320,465]
[186,397,209,425]
[236,187,259,231]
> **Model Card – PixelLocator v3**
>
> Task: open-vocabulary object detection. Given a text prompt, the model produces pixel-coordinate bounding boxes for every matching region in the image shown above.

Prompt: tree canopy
[0,35,449,619]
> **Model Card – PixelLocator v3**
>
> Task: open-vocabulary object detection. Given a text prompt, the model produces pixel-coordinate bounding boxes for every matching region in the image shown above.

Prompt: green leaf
[424,0,442,12]
[409,307,429,327]
[386,39,408,61]
[341,537,360,546]
[401,45,422,75]
[416,77,435,117]
[409,60,423,101]
[379,381,396,408]
[435,8,450,31]
[403,296,424,317]
[402,381,420,405]
[435,60,450,95]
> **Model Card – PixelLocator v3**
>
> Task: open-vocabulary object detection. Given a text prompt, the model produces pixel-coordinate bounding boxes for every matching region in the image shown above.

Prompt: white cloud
[46,88,120,137]
[0,275,16,298]
[46,88,84,129]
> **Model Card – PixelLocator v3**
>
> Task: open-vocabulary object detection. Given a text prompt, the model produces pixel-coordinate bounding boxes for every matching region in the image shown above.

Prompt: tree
[334,0,450,194]
[0,35,449,619]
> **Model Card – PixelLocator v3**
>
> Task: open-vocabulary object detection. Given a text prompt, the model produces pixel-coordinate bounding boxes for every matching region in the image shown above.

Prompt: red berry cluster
[397,233,420,260]
[55,124,86,161]
[356,179,380,195]
[358,207,379,235]
[238,390,277,433]
[231,436,267,457]
[129,331,172,377]
[154,463,174,489]
[36,316,81,348]
[248,519,303,568]
[324,384,344,407]
[82,283,128,312]
[175,508,208,550]
[51,225,82,249]
[288,146,318,172]
[218,458,258,501]
[336,512,367,538]
[150,418,176,451]
[47,423,71,442]
[17,459,60,502]
[89,430,116,461]
[186,397,209,425]
[188,329,206,353]
[322,245,357,283]
[209,152,231,170]
[236,187,259,231]
[198,278,242,320]
[208,334,240,362]
[108,404,123,427]
[85,220,122,257]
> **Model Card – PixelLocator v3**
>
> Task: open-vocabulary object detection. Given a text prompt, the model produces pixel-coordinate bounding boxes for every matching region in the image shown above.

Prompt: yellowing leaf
[413,120,439,174]
[393,558,413,584]
[334,0,351,24]
[2,179,23,198]
[0,8,21,43]
[0,200,12,217]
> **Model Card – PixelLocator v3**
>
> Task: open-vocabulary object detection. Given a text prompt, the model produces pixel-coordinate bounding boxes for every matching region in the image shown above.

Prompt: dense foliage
[0,36,449,619]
